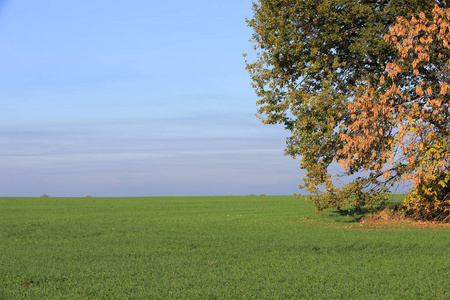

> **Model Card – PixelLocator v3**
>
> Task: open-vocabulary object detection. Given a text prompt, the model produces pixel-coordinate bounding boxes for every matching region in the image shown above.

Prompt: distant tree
[246,0,449,220]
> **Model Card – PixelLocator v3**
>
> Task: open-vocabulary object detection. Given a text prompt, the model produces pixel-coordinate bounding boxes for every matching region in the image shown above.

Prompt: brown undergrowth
[347,207,450,230]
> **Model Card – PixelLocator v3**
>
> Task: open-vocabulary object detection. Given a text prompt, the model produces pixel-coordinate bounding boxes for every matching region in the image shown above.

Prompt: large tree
[246,0,450,220]
[342,4,450,221]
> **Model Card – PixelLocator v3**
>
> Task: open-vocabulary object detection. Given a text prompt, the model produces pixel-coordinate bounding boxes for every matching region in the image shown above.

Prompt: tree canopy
[246,0,450,221]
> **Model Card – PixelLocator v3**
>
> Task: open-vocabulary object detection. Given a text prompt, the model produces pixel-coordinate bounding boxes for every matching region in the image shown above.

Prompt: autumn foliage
[247,1,450,222]
[342,4,450,221]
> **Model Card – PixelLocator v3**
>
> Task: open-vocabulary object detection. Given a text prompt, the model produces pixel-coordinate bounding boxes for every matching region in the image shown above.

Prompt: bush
[40,194,50,198]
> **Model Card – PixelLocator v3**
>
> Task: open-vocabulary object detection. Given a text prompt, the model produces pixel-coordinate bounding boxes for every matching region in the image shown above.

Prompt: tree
[342,4,450,221]
[246,0,449,220]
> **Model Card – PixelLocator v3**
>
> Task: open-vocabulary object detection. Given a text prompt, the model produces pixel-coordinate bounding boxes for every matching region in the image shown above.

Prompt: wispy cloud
[1,112,303,196]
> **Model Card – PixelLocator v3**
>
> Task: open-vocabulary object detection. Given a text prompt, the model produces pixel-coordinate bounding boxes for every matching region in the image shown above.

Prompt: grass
[0,195,449,299]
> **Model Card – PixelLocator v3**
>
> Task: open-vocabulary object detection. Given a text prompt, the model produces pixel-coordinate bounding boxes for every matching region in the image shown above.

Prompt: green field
[1,195,449,299]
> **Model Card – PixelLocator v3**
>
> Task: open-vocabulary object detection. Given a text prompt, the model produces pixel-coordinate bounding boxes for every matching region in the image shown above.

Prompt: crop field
[0,195,449,299]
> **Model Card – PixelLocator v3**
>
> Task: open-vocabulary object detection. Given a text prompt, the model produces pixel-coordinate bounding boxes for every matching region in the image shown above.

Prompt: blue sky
[0,0,306,197]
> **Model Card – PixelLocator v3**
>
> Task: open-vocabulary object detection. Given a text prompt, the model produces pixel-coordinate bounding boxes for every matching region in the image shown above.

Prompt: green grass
[0,195,449,299]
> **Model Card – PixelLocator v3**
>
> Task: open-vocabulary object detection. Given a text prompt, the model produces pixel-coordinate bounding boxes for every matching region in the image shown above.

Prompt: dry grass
[356,207,450,230]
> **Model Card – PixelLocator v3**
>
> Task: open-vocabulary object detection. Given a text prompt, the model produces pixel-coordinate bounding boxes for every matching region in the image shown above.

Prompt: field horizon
[1,195,449,299]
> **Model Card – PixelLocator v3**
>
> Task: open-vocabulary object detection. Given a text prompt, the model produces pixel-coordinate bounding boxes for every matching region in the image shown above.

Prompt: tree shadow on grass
[329,202,404,223]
